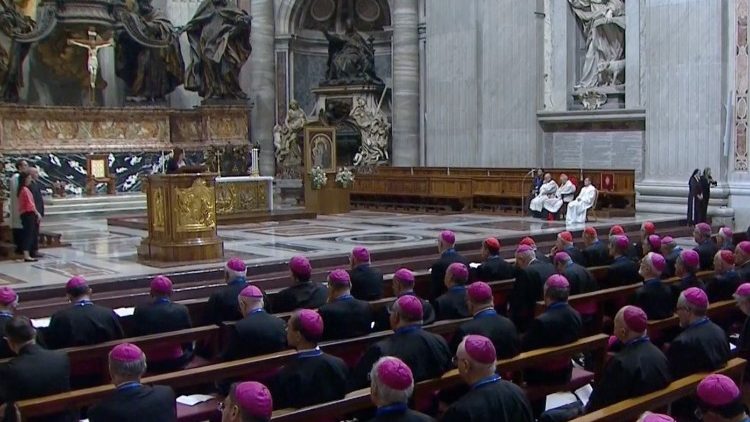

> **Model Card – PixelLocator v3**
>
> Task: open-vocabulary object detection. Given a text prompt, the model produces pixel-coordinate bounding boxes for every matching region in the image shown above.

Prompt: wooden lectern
[138,173,224,263]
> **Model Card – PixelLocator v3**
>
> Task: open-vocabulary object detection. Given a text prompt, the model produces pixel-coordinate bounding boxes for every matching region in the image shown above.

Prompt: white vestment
[530,180,558,212]
[8,173,20,229]
[566,185,597,224]
[544,180,576,213]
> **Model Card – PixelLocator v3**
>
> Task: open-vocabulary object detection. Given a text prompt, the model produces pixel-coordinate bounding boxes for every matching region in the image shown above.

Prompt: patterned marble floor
[0,211,685,290]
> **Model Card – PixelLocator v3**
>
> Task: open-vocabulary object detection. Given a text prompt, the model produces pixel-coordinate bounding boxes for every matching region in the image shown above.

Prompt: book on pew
[176,394,215,406]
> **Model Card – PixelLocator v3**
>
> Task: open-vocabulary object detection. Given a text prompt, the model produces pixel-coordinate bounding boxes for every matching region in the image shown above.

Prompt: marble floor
[1,211,687,290]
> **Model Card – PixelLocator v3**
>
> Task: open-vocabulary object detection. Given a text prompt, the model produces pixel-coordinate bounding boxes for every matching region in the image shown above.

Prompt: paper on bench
[31,317,50,328]
[469,262,481,269]
[114,307,135,317]
[545,392,579,411]
[574,384,593,407]
[176,394,215,406]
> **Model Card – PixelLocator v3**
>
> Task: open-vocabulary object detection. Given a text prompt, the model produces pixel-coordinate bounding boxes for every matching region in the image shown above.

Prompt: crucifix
[67,28,113,104]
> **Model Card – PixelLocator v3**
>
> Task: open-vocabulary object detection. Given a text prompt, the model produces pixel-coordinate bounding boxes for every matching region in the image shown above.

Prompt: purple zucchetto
[395,295,423,321]
[695,222,712,235]
[393,268,415,285]
[645,252,666,273]
[0,287,17,305]
[439,230,456,245]
[719,226,733,238]
[447,262,468,282]
[735,283,750,298]
[467,282,493,303]
[697,374,741,407]
[296,309,324,339]
[328,269,351,287]
[239,285,263,299]
[65,276,88,291]
[545,274,569,289]
[553,252,571,264]
[683,287,709,309]
[515,245,534,255]
[225,257,246,273]
[646,235,661,251]
[376,357,413,390]
[351,246,370,263]
[110,343,144,362]
[612,235,630,250]
[641,413,675,422]
[234,381,273,419]
[661,236,675,245]
[622,305,648,332]
[289,255,312,279]
[150,275,173,294]
[680,250,700,270]
[463,335,496,364]
[738,241,750,255]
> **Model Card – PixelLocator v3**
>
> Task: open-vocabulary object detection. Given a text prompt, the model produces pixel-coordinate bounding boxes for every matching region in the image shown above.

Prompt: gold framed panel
[152,187,166,232]
[304,126,337,173]
[173,178,217,232]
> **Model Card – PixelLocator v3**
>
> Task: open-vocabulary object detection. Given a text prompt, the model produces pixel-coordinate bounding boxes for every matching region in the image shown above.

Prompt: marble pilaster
[625,0,641,108]
[249,0,277,176]
[392,0,420,166]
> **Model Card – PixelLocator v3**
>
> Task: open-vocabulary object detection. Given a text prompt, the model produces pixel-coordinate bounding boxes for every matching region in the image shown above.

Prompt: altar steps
[43,193,146,221]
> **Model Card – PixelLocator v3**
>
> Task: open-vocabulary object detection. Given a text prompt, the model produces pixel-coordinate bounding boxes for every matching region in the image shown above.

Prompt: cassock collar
[246,308,264,317]
[154,297,171,305]
[448,285,466,293]
[228,277,246,286]
[441,248,457,257]
[375,403,408,416]
[394,324,421,335]
[74,299,93,307]
[334,294,353,302]
[546,302,567,312]
[486,254,501,260]
[686,317,710,330]
[473,308,497,319]
[643,278,662,287]
[296,347,322,359]
[116,381,142,392]
[471,374,501,390]
[624,335,650,347]
[0,311,13,318]
[614,255,629,262]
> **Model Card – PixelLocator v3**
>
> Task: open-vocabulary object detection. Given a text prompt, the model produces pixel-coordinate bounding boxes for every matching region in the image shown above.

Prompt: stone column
[248,0,276,176]
[392,0,420,166]
[625,0,641,108]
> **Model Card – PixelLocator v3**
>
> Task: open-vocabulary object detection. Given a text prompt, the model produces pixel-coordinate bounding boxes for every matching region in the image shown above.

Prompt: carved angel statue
[273,100,307,172]
[350,98,390,166]
[569,0,625,89]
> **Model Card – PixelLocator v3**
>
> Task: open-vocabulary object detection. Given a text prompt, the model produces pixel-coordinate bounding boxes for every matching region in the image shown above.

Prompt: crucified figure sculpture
[67,29,113,101]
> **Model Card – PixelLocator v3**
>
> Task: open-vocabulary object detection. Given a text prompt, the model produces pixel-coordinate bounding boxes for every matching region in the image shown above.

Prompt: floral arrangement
[335,167,355,188]
[310,166,328,190]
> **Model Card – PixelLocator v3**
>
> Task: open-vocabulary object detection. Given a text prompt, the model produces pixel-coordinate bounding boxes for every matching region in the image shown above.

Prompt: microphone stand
[521,169,534,216]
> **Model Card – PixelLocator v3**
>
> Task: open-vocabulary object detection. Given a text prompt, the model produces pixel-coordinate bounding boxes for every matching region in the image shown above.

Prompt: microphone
[526,169,535,175]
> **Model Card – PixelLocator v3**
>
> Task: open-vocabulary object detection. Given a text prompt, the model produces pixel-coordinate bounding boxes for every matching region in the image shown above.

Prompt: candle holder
[251,147,260,176]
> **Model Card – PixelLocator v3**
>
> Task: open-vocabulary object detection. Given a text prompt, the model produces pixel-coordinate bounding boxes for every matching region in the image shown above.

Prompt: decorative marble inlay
[737,0,749,171]
[31,259,118,278]
[333,233,423,244]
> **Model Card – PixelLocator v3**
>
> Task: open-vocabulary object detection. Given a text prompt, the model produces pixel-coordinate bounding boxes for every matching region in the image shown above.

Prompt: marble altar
[215,176,274,215]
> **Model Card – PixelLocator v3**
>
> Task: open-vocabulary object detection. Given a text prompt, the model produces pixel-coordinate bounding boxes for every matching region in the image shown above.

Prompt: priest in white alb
[544,174,576,217]
[566,177,597,225]
[529,173,558,218]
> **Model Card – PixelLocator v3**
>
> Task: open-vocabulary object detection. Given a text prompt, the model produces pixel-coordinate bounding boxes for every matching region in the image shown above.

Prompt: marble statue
[273,100,307,176]
[115,0,184,103]
[0,0,35,102]
[183,0,252,100]
[350,97,390,166]
[569,0,625,89]
[322,19,383,86]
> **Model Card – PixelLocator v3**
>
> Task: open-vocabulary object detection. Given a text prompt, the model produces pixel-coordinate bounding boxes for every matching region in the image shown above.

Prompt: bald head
[544,173,552,182]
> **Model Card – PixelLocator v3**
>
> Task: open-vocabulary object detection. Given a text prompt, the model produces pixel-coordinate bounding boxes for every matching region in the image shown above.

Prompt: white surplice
[565,185,597,224]
[530,180,558,212]
[544,180,576,213]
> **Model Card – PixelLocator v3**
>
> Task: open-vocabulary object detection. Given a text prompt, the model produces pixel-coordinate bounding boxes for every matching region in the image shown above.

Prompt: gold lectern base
[137,238,224,263]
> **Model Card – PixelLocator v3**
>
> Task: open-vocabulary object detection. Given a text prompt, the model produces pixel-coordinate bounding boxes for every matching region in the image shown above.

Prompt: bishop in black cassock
[433,262,470,321]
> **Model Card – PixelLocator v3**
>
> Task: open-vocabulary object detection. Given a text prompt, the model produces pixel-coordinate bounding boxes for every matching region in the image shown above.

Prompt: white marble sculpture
[350,97,391,166]
[273,100,307,176]
[569,0,626,89]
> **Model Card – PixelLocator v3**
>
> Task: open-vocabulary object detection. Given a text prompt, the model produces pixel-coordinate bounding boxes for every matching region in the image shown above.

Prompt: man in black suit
[0,287,18,359]
[270,309,348,409]
[581,226,610,267]
[0,316,74,422]
[550,231,585,265]
[220,381,273,422]
[736,241,750,281]
[28,167,44,259]
[88,343,176,422]
[522,275,582,387]
[221,285,287,361]
[433,262,470,321]
[44,276,124,350]
[350,295,452,390]
[429,230,469,299]
[660,236,683,279]
[205,258,253,325]
[508,245,555,331]
[318,269,373,340]
[132,275,193,373]
[273,255,328,313]
[694,222,718,271]
[606,235,640,287]
[373,268,435,331]
[449,281,519,358]
[348,246,383,300]
[631,252,675,320]
[706,250,742,302]
[586,306,671,411]
[367,357,434,422]
[472,237,514,282]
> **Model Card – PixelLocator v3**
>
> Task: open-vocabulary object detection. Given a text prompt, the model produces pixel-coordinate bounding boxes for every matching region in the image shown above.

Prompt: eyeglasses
[694,407,704,420]
[217,401,225,411]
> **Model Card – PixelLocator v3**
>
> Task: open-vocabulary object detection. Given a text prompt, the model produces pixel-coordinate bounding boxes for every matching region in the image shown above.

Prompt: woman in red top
[16,172,41,262]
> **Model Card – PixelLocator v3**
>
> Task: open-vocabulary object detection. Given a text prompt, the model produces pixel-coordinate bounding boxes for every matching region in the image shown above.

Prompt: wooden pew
[646,299,740,336]
[271,334,610,422]
[571,357,747,422]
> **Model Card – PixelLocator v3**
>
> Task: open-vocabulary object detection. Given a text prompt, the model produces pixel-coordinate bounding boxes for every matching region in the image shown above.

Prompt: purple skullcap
[395,295,423,320]
[553,252,571,264]
[719,226,733,238]
[613,235,630,250]
[328,268,351,286]
[697,374,741,407]
[225,257,246,273]
[695,222,712,235]
[463,335,496,364]
[234,381,273,419]
[239,285,263,299]
[641,413,676,422]
[558,231,573,243]
[439,230,456,245]
[0,287,17,305]
[66,276,88,291]
[680,250,700,270]
[394,268,415,285]
[110,343,144,362]
[289,255,312,278]
[351,246,370,262]
[646,252,666,273]
[609,225,625,235]
[516,245,534,255]
[622,305,648,332]
[546,274,570,289]
[447,262,468,282]
[735,283,750,298]
[739,241,750,255]
[296,309,324,339]
[150,275,173,294]
[467,282,493,303]
[661,236,675,245]
[376,357,413,390]
[646,235,662,251]
[683,287,709,309]
[719,250,735,265]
